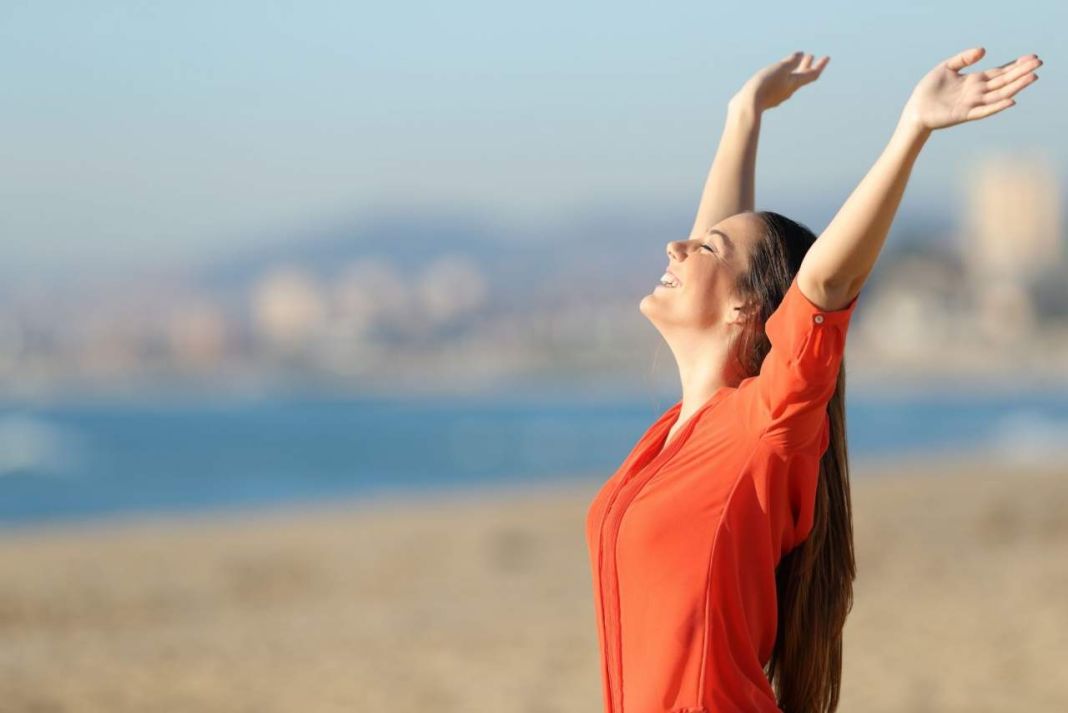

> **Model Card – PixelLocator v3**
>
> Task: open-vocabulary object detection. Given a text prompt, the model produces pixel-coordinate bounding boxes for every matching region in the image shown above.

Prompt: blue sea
[2,385,1067,527]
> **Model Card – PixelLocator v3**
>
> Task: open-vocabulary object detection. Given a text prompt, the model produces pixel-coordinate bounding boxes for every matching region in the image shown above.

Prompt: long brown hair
[731,210,856,713]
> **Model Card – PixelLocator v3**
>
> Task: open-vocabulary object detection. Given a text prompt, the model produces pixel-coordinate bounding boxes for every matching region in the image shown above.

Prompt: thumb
[944,46,985,72]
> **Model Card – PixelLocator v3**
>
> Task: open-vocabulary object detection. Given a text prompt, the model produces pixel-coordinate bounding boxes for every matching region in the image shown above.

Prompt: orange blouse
[585,274,861,713]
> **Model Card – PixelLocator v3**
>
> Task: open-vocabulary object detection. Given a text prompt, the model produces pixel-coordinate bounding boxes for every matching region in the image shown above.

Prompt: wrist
[895,109,933,144]
[727,92,763,119]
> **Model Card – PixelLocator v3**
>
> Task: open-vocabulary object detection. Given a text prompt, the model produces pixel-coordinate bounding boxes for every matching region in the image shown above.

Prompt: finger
[966,97,1015,121]
[944,46,985,72]
[984,56,1041,89]
[810,55,830,74]
[797,56,830,85]
[983,69,1038,102]
[792,53,814,81]
[982,55,1038,82]
[983,54,1039,80]
[781,50,804,65]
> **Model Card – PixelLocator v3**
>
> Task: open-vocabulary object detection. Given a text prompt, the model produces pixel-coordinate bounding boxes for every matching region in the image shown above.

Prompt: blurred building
[854,247,969,365]
[416,255,488,326]
[961,153,1064,343]
[251,266,328,350]
[332,257,409,330]
[167,300,228,371]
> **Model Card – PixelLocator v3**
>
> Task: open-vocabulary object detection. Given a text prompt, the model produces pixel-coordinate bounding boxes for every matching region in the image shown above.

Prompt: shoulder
[729,377,833,453]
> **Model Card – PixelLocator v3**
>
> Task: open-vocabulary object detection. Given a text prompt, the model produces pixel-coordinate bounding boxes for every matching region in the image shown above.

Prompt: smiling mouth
[658,271,681,288]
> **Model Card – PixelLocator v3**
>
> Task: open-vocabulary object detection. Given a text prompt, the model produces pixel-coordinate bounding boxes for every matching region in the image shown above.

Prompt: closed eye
[700,244,715,253]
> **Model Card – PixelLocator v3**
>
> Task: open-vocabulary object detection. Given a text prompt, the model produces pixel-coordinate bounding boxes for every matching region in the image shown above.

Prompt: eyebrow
[707,230,734,256]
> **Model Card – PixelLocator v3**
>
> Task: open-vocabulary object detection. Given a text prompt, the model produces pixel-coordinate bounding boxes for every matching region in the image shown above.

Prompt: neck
[663,328,739,418]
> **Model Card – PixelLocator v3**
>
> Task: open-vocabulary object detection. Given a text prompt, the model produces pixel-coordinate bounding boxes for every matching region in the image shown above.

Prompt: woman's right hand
[901,47,1042,132]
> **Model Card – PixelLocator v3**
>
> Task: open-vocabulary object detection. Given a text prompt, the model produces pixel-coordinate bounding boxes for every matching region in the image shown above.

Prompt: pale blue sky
[1,1,1062,282]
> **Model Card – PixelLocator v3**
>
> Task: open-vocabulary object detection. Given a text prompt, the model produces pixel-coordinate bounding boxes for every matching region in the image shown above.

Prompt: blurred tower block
[963,153,1063,281]
[961,153,1064,343]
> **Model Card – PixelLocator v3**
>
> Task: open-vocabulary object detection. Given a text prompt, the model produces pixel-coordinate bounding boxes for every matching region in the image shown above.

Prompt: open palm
[903,47,1041,130]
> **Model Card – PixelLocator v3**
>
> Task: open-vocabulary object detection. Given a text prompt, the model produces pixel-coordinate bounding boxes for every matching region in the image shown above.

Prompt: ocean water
[1,385,1067,527]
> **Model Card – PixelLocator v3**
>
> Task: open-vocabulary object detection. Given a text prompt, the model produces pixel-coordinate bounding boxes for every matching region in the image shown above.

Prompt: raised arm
[798,46,1043,311]
[688,51,830,239]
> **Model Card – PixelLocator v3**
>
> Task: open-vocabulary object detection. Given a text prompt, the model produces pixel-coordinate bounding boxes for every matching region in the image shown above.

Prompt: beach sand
[1,457,1065,713]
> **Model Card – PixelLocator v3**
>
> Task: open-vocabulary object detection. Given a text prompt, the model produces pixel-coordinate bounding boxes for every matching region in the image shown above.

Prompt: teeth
[659,272,679,287]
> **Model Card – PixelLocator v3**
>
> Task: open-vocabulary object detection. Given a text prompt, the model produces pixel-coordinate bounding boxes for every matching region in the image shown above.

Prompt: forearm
[799,113,932,305]
[688,96,762,238]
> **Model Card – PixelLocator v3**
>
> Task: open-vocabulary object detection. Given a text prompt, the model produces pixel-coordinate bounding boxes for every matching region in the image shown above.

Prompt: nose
[666,239,689,261]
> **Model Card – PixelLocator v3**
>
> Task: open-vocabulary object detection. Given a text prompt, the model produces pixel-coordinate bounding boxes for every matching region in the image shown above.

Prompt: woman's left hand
[733,51,829,112]
[902,47,1042,131]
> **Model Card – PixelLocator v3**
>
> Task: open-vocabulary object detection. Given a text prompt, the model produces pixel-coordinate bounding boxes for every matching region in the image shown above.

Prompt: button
[813,314,824,324]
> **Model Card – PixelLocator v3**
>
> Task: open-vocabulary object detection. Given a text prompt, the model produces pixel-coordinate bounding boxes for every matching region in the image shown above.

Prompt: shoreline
[0,447,1062,539]
[3,366,1068,407]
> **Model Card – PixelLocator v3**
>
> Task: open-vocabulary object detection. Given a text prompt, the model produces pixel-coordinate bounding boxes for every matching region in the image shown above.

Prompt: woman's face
[639,212,762,332]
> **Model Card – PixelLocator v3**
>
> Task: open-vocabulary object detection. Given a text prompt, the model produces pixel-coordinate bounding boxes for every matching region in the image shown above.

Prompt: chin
[638,295,663,326]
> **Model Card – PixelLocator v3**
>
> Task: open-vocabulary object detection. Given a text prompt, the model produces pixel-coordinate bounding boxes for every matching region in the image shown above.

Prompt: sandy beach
[1,456,1065,713]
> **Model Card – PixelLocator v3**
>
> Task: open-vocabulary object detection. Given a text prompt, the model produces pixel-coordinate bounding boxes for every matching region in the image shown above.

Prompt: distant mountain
[186,198,954,311]
[188,202,701,309]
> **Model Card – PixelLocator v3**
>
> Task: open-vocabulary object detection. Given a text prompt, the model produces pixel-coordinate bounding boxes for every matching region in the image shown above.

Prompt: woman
[585,47,1042,713]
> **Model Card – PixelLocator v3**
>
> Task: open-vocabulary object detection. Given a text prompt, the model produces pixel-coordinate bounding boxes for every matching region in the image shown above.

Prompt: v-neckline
[653,386,733,460]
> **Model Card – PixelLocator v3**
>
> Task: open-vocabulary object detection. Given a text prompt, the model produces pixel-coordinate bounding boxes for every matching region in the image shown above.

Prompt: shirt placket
[594,409,706,712]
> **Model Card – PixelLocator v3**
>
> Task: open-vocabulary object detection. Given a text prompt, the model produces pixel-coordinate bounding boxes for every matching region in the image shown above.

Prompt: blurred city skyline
[1,1,1063,284]
[1,152,1065,401]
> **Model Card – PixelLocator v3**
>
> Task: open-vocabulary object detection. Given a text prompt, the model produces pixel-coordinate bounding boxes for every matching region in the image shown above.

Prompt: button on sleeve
[746,274,860,451]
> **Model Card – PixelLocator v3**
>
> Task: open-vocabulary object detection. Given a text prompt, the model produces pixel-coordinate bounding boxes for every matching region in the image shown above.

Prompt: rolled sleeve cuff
[786,274,860,328]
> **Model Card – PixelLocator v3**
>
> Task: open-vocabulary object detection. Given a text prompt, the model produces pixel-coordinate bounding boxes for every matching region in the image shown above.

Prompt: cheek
[691,276,731,320]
